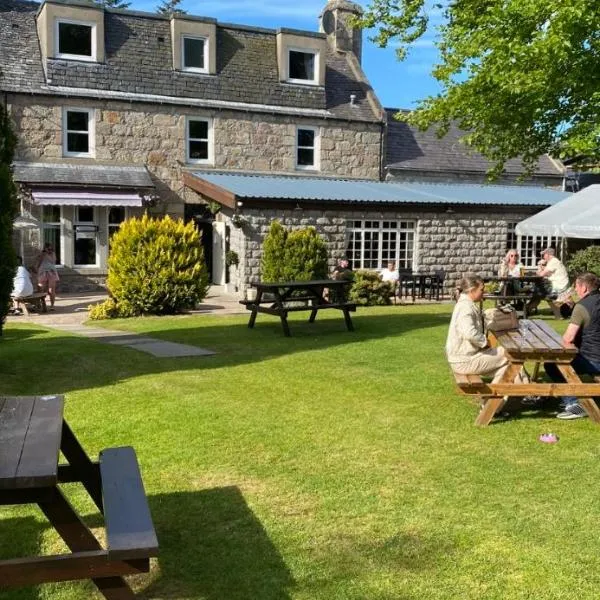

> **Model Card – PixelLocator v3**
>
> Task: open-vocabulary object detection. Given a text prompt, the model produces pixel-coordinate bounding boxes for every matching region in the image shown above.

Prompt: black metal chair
[398,268,415,301]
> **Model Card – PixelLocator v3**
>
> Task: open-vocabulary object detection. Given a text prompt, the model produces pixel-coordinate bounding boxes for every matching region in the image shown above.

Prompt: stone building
[1,0,568,295]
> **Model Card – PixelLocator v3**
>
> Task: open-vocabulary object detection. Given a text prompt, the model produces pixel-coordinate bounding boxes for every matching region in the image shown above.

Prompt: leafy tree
[94,0,132,9]
[90,215,208,318]
[357,0,600,176]
[566,245,600,278]
[0,104,18,336]
[156,0,186,16]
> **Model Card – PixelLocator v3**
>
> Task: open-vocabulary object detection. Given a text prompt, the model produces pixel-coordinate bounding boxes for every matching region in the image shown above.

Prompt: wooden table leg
[475,363,522,426]
[61,421,103,511]
[280,312,291,337]
[557,364,600,424]
[38,487,136,600]
[342,308,354,332]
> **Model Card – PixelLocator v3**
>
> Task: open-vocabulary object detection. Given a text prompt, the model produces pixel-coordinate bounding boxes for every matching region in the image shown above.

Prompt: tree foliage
[566,245,600,278]
[0,104,18,336]
[357,0,600,175]
[92,214,209,318]
[260,221,328,282]
[94,0,131,9]
[156,0,186,16]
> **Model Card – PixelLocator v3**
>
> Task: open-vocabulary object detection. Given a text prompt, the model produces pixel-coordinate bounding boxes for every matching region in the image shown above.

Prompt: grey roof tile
[385,108,563,178]
[13,161,155,187]
[0,0,380,122]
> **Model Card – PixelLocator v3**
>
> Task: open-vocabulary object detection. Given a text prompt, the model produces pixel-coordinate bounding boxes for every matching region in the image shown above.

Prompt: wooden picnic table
[0,395,158,598]
[240,279,356,337]
[454,320,600,426]
[483,275,545,317]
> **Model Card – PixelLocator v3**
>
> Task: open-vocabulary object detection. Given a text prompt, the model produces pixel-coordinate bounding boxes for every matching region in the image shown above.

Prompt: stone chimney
[319,0,363,63]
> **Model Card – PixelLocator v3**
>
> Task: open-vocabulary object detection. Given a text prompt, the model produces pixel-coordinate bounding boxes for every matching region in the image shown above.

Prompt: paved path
[6,288,244,358]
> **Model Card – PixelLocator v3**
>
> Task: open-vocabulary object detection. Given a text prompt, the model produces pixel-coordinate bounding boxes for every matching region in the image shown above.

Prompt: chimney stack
[319,0,363,64]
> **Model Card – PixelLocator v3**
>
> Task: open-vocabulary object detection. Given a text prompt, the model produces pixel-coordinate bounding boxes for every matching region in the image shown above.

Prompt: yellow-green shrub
[88,297,120,320]
[104,214,209,316]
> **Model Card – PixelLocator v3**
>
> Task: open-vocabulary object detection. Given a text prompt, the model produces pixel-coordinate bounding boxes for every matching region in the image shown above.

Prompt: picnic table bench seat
[100,446,159,562]
[11,291,47,314]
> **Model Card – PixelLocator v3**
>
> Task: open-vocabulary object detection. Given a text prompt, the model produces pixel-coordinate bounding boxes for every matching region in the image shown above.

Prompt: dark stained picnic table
[0,395,158,598]
[240,279,356,336]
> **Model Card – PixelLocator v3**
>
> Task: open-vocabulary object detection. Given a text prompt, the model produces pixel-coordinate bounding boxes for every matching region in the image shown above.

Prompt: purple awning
[31,190,144,207]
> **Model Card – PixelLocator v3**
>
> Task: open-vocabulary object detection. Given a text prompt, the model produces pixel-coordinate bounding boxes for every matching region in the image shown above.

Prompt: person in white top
[11,256,34,314]
[381,262,399,283]
[537,248,573,318]
[498,249,524,278]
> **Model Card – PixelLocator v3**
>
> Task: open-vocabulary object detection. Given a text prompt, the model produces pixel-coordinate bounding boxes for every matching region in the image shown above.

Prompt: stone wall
[233,206,539,295]
[9,93,382,220]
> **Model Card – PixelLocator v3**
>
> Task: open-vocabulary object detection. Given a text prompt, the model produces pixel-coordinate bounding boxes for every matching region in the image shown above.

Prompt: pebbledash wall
[11,94,382,216]
[221,205,538,296]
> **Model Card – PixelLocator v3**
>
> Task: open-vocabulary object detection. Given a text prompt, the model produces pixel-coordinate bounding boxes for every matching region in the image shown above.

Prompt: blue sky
[129,0,443,110]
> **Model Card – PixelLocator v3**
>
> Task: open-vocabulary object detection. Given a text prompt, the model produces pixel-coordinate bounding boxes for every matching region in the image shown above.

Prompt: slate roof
[12,161,155,188]
[0,0,379,122]
[385,109,564,178]
[189,171,569,207]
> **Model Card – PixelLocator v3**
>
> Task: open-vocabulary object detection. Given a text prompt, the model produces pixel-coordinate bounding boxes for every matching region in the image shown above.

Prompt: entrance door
[184,205,214,281]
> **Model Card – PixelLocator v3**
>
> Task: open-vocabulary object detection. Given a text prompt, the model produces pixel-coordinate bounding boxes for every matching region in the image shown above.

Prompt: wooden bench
[12,291,47,315]
[100,446,159,562]
[453,372,487,395]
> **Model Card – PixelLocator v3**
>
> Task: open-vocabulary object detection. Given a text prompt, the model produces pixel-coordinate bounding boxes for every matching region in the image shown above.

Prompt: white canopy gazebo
[516,184,600,239]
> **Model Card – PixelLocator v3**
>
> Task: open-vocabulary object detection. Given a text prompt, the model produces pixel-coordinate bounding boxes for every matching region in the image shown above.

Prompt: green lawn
[1,305,599,600]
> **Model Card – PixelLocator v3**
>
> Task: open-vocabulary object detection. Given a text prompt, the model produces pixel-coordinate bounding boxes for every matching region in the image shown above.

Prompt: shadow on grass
[0,516,44,600]
[0,310,451,397]
[140,486,294,600]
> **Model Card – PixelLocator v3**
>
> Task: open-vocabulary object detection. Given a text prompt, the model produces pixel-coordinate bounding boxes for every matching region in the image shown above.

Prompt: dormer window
[288,49,318,84]
[56,19,96,61]
[182,36,208,72]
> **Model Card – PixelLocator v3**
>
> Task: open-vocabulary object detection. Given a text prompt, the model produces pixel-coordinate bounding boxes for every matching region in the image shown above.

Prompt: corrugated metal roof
[191,171,569,206]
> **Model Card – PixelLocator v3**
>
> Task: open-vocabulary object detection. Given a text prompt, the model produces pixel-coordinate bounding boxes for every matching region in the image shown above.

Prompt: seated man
[332,257,353,281]
[544,272,600,420]
[535,247,573,318]
[11,256,34,314]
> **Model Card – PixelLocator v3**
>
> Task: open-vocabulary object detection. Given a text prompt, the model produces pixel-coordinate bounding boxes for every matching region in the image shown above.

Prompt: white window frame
[181,35,209,73]
[507,222,562,268]
[346,220,416,271]
[62,108,95,158]
[295,126,320,171]
[108,206,129,246]
[55,19,97,62]
[74,206,99,268]
[185,117,213,165]
[41,206,62,266]
[287,47,319,85]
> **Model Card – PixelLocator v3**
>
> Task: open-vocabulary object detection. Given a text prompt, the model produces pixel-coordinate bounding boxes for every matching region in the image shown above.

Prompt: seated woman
[11,256,34,315]
[498,249,524,303]
[446,274,509,383]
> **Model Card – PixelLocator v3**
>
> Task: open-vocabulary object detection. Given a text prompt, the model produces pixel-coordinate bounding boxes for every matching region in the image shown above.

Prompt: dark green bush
[261,221,327,282]
[566,246,600,278]
[0,104,18,335]
[94,214,209,318]
[348,270,393,306]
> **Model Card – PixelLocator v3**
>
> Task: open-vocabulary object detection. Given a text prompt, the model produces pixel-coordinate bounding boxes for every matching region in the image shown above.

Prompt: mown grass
[1,305,599,600]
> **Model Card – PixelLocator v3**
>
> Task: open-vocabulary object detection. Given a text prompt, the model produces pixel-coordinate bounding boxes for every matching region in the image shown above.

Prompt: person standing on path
[36,243,59,310]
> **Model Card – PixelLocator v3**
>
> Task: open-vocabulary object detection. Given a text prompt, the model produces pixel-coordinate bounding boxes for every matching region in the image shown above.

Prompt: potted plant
[225,250,239,293]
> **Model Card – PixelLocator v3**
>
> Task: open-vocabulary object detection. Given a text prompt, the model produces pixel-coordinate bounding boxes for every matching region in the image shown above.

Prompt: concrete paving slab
[108,340,216,357]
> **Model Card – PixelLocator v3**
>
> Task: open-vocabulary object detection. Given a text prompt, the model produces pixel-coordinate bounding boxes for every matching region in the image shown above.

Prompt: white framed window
[296,126,320,170]
[74,206,98,267]
[287,48,318,84]
[186,117,213,164]
[63,108,95,158]
[507,222,562,268]
[56,19,96,61]
[182,35,208,73]
[346,220,416,270]
[41,206,62,265]
[108,206,127,251]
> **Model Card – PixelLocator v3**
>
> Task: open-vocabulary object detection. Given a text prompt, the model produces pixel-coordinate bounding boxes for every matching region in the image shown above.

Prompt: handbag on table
[483,305,519,332]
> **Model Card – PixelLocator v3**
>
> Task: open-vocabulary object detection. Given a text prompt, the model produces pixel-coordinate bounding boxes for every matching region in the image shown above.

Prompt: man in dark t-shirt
[545,272,600,420]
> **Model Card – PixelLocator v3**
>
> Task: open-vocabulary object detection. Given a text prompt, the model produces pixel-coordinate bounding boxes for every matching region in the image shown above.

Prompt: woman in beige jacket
[446,274,509,382]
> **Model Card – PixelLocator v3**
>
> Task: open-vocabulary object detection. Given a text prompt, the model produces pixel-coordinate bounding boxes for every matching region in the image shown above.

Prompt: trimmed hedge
[90,214,209,318]
[261,221,328,282]
[348,270,394,306]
